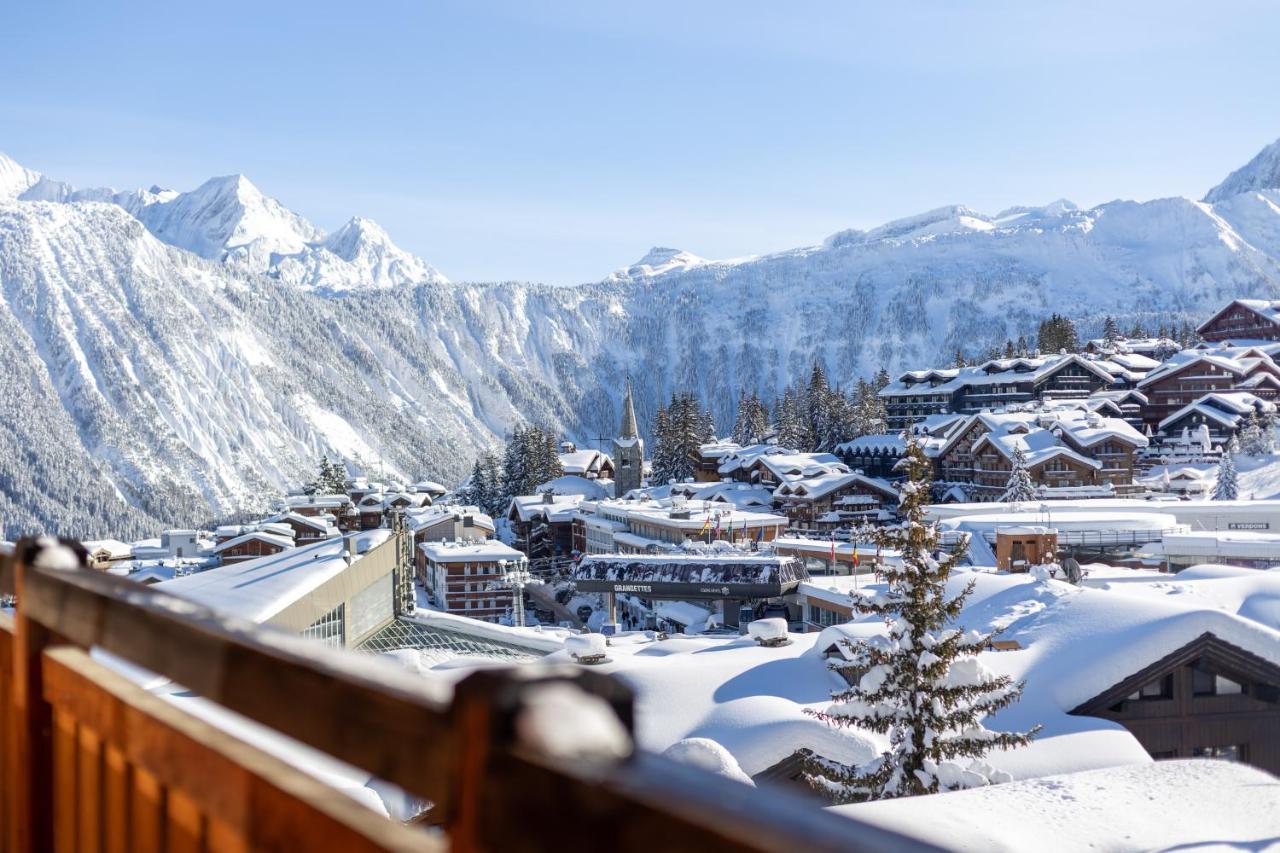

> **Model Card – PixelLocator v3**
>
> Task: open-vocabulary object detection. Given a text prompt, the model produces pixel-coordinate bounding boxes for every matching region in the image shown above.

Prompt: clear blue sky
[3,1,1279,284]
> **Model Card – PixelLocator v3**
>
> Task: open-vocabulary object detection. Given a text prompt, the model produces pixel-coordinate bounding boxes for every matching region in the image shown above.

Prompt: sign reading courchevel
[571,553,809,600]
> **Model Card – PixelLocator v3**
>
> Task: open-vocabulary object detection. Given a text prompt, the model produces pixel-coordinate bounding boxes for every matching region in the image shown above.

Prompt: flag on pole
[830,536,836,568]
[851,541,860,569]
[699,515,712,536]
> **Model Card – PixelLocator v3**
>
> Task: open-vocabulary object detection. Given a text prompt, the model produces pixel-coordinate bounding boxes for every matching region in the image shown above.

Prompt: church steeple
[619,379,639,440]
[612,379,644,496]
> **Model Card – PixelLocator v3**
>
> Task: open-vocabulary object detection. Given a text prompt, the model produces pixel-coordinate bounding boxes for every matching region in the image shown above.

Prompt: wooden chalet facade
[1197,299,1280,343]
[933,413,1144,500]
[772,474,899,530]
[214,531,294,564]
[1072,633,1280,775]
[1137,352,1280,430]
[880,355,1114,431]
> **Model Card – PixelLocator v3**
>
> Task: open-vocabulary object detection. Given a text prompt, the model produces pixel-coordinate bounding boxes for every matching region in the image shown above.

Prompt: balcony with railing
[0,537,927,853]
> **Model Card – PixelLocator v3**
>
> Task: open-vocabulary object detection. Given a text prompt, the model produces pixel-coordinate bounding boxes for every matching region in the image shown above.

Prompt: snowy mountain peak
[137,172,324,263]
[273,214,448,293]
[323,216,393,259]
[1204,137,1280,203]
[618,246,709,279]
[0,153,41,200]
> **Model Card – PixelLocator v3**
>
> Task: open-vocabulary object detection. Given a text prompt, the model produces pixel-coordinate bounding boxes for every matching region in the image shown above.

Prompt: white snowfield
[11,138,1280,536]
[837,760,1280,853]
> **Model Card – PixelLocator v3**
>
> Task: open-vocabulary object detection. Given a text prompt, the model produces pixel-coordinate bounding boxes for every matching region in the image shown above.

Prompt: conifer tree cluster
[806,438,1039,802]
[651,393,715,484]
[498,425,564,500]
[461,450,505,515]
[1036,314,1079,353]
[1001,446,1038,503]
[305,455,349,496]
[731,391,770,446]
[769,363,888,453]
[1237,409,1277,456]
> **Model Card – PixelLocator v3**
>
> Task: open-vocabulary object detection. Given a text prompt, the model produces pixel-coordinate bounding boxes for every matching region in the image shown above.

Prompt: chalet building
[558,443,616,482]
[1086,389,1150,431]
[284,493,354,520]
[409,505,496,545]
[932,409,1147,500]
[1084,336,1180,360]
[1071,633,1280,775]
[1136,349,1280,429]
[355,493,387,530]
[1197,299,1280,343]
[692,442,743,483]
[718,450,852,491]
[507,492,584,562]
[837,414,966,478]
[668,480,775,513]
[409,479,449,500]
[1156,392,1277,449]
[417,540,525,623]
[571,497,789,555]
[879,354,1115,431]
[266,512,339,545]
[81,539,134,570]
[214,530,295,565]
[383,492,431,512]
[772,472,899,530]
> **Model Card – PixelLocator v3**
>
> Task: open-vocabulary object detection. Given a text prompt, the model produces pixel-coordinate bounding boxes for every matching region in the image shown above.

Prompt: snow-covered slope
[6,138,1280,537]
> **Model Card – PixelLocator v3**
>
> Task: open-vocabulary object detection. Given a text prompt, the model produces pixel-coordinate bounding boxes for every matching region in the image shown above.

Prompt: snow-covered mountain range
[4,139,1280,537]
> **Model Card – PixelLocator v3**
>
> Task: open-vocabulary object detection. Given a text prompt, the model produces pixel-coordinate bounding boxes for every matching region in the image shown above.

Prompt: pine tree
[650,393,712,483]
[805,438,1039,802]
[872,368,892,393]
[1238,411,1268,456]
[1014,335,1029,357]
[775,386,807,450]
[1001,446,1037,503]
[1102,315,1120,346]
[953,349,967,369]
[1213,449,1239,501]
[732,391,754,445]
[806,362,833,452]
[306,455,348,495]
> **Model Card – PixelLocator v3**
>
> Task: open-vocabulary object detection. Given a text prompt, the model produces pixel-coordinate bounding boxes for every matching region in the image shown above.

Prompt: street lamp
[495,558,539,627]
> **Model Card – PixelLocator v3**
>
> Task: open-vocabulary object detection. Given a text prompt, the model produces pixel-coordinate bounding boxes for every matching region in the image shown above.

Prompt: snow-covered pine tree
[732,391,753,445]
[805,437,1040,802]
[806,363,833,452]
[1001,446,1037,503]
[1213,448,1239,501]
[1102,315,1120,346]
[650,393,710,483]
[747,392,769,444]
[500,426,531,499]
[775,386,808,450]
[1238,411,1269,456]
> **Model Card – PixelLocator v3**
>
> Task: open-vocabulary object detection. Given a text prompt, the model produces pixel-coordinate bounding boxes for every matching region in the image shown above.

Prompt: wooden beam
[42,647,440,853]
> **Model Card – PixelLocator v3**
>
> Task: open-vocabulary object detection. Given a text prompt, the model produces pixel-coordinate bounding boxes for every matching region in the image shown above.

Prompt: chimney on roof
[542,491,554,504]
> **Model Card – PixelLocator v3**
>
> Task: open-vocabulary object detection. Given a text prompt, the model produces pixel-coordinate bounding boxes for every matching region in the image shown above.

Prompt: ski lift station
[571,551,809,629]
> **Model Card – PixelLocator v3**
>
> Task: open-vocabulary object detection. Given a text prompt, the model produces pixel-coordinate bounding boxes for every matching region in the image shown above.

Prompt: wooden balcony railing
[0,537,931,852]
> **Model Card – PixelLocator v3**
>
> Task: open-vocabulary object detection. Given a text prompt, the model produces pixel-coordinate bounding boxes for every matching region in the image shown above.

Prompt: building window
[301,603,345,648]
[1192,663,1244,697]
[1127,674,1173,701]
[1193,744,1246,762]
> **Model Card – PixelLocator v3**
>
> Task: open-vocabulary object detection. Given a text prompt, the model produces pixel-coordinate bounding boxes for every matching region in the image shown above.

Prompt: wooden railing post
[445,667,634,851]
[10,538,85,853]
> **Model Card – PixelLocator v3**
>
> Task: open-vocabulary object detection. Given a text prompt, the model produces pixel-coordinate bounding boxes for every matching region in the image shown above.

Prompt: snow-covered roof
[954,408,1146,469]
[618,499,788,530]
[773,471,899,503]
[508,493,585,523]
[213,530,295,555]
[536,475,610,500]
[405,504,495,533]
[558,448,613,476]
[419,540,524,563]
[881,354,1114,398]
[82,538,133,559]
[1157,390,1276,431]
[158,538,348,623]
